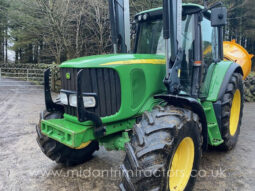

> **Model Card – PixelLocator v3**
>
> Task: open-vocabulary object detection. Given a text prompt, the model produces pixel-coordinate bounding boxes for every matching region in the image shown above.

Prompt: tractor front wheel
[36,111,99,166]
[120,105,203,191]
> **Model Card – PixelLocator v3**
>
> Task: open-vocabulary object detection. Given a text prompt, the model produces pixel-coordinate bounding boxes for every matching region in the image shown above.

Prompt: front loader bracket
[44,69,64,113]
[164,48,183,94]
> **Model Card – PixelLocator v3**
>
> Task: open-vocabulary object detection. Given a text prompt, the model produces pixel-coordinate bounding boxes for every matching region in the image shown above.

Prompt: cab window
[200,17,219,98]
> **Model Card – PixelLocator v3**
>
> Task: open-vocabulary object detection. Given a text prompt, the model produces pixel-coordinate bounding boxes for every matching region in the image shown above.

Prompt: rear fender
[217,62,243,101]
[206,61,242,102]
[205,61,242,135]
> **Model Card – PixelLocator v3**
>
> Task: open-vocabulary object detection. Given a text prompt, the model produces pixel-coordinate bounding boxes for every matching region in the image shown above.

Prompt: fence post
[0,68,1,79]
[27,69,29,81]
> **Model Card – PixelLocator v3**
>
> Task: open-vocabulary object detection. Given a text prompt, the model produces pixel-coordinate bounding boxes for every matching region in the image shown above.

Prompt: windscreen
[136,19,165,55]
[136,15,195,95]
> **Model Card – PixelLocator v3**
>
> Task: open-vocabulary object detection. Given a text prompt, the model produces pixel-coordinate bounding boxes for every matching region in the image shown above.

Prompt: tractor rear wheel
[120,105,203,191]
[219,73,244,150]
[36,111,99,166]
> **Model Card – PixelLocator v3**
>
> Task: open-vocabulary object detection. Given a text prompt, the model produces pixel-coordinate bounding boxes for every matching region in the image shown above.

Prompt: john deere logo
[66,73,71,80]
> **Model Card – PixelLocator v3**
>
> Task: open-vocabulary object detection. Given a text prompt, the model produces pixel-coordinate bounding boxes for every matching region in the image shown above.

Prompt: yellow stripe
[75,141,91,149]
[101,59,165,66]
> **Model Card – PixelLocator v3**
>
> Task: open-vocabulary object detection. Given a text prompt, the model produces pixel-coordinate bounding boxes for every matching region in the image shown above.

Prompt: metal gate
[0,68,45,84]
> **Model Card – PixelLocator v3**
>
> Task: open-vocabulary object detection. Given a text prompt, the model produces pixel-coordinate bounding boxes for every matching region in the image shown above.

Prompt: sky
[7,40,15,62]
[8,49,15,62]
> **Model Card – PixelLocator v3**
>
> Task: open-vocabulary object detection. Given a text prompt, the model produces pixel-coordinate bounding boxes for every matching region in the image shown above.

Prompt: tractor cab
[133,4,224,99]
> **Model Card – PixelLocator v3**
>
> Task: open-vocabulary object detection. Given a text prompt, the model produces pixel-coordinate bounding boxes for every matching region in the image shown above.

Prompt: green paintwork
[41,118,136,148]
[206,60,233,101]
[200,63,216,98]
[202,101,223,146]
[41,53,166,149]
[42,56,232,149]
[200,60,240,146]
[60,54,164,68]
[60,54,166,126]
[99,132,130,151]
[200,60,235,146]
[65,72,71,80]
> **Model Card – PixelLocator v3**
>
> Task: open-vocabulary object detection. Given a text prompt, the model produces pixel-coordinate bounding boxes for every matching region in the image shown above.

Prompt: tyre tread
[120,106,203,190]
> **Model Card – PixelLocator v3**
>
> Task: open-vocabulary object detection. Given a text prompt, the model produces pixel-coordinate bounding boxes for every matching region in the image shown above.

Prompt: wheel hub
[169,137,195,191]
[229,89,241,136]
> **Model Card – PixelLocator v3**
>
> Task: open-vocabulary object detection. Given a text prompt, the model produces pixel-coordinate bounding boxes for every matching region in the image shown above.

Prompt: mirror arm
[218,27,224,60]
[209,2,223,10]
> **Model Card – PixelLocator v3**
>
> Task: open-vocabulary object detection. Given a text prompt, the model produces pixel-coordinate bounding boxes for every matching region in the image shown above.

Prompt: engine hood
[60,54,165,68]
[59,53,167,126]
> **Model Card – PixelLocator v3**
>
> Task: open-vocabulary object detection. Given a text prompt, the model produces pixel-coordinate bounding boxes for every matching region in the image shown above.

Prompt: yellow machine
[224,39,254,79]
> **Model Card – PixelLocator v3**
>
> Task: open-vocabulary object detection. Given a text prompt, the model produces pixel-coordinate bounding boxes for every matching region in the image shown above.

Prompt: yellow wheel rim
[169,137,195,191]
[229,89,241,136]
[75,141,91,149]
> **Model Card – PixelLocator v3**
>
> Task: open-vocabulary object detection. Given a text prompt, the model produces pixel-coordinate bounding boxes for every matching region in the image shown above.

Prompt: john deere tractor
[36,0,253,190]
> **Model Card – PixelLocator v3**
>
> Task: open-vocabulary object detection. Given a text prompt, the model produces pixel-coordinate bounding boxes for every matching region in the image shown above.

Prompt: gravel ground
[0,78,255,191]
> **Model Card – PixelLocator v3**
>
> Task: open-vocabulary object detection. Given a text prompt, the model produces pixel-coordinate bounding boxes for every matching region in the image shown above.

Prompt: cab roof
[137,3,204,15]
[135,3,210,19]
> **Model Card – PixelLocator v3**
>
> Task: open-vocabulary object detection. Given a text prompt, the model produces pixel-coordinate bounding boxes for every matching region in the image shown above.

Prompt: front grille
[61,68,121,117]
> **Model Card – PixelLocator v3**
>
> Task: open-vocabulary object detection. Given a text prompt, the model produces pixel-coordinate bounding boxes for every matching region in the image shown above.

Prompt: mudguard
[217,62,243,101]
[206,61,242,102]
[154,94,208,150]
[207,62,242,133]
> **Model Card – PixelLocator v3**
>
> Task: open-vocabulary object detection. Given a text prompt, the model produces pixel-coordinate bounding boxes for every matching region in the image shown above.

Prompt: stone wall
[244,72,255,102]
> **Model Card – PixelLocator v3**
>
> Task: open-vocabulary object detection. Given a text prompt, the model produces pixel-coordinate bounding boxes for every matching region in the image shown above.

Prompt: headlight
[69,94,96,108]
[60,92,68,105]
[143,13,148,20]
[83,96,96,108]
[69,94,77,107]
[138,14,142,21]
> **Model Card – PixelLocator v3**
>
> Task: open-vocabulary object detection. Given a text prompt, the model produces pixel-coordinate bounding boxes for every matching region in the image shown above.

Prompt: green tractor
[36,0,253,190]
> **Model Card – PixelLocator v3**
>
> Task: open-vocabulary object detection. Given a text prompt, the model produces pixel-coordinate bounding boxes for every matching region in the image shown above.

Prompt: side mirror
[211,7,227,27]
